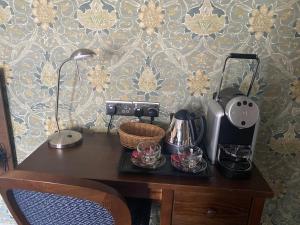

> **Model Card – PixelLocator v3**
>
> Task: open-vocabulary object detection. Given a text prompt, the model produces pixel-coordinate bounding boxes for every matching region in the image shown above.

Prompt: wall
[0,0,300,224]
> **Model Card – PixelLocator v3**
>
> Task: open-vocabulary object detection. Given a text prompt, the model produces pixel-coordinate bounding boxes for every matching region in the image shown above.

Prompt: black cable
[150,116,154,124]
[106,115,114,134]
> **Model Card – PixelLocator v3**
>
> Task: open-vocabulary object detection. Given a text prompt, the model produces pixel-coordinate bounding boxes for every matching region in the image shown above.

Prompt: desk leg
[160,189,174,225]
[247,197,265,225]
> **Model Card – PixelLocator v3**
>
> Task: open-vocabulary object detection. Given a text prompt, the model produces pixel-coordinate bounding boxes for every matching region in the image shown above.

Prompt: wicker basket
[118,122,165,149]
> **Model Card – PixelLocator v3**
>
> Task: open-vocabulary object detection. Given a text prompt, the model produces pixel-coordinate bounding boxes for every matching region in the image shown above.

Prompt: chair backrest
[0,170,131,225]
[0,67,16,175]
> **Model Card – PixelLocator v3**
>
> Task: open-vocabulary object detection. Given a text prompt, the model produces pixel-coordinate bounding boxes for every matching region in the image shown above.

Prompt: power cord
[150,116,154,124]
[106,105,116,135]
[107,115,114,135]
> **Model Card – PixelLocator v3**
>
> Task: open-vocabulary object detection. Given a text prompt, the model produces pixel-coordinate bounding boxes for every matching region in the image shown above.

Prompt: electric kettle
[165,109,205,154]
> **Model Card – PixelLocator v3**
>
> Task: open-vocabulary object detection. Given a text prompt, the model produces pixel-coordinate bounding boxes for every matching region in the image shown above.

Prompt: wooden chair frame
[0,170,131,225]
[0,68,16,174]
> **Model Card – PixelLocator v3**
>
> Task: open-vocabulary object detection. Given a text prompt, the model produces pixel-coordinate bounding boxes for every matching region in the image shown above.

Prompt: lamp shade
[70,49,96,60]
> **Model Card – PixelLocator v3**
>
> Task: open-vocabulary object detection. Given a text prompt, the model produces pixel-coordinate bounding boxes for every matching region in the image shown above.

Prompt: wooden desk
[17,132,273,225]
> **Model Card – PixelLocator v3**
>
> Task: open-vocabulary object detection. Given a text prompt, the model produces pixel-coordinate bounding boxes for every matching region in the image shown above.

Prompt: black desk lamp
[48,49,96,149]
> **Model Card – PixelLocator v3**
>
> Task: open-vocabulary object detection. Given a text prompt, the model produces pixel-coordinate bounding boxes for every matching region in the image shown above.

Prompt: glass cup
[178,146,203,169]
[137,142,161,166]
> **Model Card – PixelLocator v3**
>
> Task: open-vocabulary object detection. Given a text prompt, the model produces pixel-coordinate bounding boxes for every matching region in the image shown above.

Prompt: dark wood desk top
[17,132,273,198]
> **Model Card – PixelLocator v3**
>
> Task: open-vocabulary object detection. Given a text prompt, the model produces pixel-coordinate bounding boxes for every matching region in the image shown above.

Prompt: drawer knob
[207,208,217,217]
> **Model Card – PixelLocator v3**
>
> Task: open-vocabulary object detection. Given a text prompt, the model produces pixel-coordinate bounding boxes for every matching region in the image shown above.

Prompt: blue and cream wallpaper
[0,0,300,224]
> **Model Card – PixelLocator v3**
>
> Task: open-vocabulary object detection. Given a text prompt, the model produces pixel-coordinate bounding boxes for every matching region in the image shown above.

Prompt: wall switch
[105,100,159,117]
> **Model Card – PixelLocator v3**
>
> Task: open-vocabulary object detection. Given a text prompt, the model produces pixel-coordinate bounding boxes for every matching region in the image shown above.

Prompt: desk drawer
[172,191,252,225]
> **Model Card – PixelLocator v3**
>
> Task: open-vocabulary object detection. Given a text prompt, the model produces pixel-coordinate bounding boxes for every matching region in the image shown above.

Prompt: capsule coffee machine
[205,53,260,178]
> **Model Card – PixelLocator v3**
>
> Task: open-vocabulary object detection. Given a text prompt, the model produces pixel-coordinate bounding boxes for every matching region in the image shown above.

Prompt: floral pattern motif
[249,5,275,40]
[290,79,300,104]
[87,65,110,93]
[187,70,210,97]
[40,62,56,87]
[133,59,163,101]
[238,72,264,98]
[32,0,57,30]
[137,67,157,93]
[269,123,300,155]
[270,179,288,199]
[0,5,11,25]
[44,117,58,135]
[138,0,164,35]
[0,0,300,224]
[12,119,27,137]
[77,0,117,31]
[0,63,13,85]
[184,0,226,36]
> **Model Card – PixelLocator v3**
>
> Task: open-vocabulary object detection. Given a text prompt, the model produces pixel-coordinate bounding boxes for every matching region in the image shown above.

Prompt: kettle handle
[169,113,174,125]
[195,115,206,145]
[189,115,206,146]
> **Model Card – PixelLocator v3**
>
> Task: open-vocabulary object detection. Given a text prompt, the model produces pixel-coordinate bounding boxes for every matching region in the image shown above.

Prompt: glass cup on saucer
[178,146,203,170]
[137,142,161,166]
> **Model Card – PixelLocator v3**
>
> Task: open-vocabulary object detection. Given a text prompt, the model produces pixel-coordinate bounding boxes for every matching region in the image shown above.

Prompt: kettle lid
[174,109,191,120]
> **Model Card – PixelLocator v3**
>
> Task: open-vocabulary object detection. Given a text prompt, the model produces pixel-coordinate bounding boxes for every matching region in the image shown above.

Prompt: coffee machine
[205,53,260,178]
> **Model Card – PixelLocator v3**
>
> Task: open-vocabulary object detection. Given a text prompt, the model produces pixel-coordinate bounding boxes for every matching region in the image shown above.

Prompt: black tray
[118,150,211,178]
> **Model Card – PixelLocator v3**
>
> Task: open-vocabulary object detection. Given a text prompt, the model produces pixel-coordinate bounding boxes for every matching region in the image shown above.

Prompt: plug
[148,108,159,117]
[148,108,159,124]
[134,108,144,118]
[106,104,116,115]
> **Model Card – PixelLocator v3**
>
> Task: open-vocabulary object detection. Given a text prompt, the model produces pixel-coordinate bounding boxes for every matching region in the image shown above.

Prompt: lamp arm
[55,58,71,132]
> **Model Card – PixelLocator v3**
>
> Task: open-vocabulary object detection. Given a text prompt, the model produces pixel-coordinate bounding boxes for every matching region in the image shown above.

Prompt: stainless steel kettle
[165,109,205,154]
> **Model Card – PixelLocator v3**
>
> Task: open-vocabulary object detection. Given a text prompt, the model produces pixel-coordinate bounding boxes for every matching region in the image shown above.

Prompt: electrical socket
[133,101,159,117]
[106,100,134,116]
[106,100,159,117]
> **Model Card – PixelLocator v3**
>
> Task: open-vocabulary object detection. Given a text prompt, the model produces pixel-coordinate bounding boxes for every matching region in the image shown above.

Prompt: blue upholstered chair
[0,171,151,225]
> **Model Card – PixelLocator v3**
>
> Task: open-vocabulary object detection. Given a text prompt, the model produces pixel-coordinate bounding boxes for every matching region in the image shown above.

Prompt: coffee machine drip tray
[219,159,251,171]
[217,144,252,179]
[221,144,252,160]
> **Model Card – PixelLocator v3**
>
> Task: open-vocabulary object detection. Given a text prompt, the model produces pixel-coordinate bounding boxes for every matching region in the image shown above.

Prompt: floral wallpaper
[0,0,299,224]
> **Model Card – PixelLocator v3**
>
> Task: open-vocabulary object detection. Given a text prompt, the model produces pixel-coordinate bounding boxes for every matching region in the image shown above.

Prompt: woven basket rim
[118,122,165,138]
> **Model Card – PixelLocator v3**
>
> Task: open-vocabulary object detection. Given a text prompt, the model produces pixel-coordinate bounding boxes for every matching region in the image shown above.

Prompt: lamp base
[48,130,82,149]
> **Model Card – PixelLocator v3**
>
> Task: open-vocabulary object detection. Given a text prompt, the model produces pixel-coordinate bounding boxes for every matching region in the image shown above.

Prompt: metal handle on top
[215,53,260,101]
[229,53,258,59]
